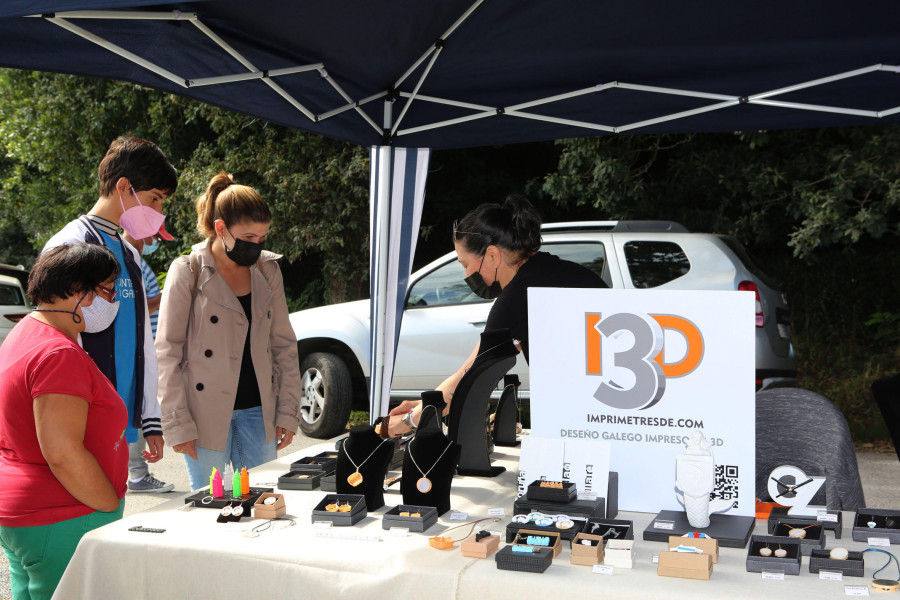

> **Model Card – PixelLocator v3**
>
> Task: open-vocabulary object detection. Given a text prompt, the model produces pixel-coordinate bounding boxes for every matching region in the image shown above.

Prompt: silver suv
[290,221,795,438]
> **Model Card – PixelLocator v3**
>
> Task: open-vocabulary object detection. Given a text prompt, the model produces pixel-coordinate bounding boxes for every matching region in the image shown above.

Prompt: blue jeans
[183,406,276,492]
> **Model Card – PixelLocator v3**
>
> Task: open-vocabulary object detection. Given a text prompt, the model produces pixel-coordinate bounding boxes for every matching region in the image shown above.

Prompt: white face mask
[81,293,120,333]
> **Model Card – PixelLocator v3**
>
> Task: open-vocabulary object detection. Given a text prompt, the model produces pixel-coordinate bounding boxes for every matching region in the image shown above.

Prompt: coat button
[204,349,213,357]
[210,315,218,323]
[196,383,204,391]
[268,311,272,319]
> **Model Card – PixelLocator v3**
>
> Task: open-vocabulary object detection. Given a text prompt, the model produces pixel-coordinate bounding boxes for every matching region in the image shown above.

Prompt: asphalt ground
[0,435,897,600]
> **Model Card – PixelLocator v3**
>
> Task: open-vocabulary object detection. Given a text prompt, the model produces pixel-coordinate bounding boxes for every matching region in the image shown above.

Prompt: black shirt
[484,251,607,363]
[234,293,262,410]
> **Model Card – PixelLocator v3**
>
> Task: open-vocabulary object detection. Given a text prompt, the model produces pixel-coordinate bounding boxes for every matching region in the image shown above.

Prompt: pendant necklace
[408,436,454,493]
[343,437,390,487]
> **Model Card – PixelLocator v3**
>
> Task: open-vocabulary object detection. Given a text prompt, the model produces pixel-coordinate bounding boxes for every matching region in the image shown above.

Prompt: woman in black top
[386,195,606,435]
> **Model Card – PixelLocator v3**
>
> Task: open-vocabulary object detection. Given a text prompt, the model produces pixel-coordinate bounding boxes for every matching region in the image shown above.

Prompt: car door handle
[468,320,486,328]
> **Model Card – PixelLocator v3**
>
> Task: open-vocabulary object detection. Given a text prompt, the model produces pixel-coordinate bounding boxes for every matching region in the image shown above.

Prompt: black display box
[506,519,583,542]
[514,472,618,520]
[851,508,900,544]
[382,505,439,532]
[643,510,755,548]
[809,548,865,577]
[771,519,825,556]
[321,473,337,492]
[278,471,323,490]
[311,494,367,526]
[495,546,554,573]
[184,486,273,510]
[582,518,634,542]
[526,480,577,503]
[745,535,802,576]
[767,506,842,539]
[289,456,336,473]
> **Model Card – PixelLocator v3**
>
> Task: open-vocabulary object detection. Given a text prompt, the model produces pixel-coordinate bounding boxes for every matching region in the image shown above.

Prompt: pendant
[416,477,432,493]
[348,472,363,487]
[788,528,805,538]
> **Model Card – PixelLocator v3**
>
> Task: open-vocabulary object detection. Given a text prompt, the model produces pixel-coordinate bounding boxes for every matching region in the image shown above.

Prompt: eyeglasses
[95,284,117,301]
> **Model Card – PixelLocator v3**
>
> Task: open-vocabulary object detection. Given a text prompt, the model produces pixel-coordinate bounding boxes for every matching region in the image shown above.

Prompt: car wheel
[298,352,352,439]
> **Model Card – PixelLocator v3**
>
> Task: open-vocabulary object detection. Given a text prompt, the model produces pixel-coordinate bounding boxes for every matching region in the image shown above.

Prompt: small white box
[604,539,634,568]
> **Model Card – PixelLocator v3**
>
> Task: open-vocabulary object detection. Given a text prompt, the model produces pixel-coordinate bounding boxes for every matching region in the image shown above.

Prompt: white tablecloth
[54,444,880,600]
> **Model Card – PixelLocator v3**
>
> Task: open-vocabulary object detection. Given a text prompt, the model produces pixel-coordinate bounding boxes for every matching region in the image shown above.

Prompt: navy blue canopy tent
[1,1,898,418]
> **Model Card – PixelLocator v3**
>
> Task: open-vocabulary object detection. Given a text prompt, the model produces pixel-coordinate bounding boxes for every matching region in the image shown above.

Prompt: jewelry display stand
[770,519,825,555]
[809,548,865,576]
[492,374,520,447]
[767,505,842,538]
[401,427,460,515]
[514,472,619,520]
[335,425,394,510]
[851,508,900,543]
[184,486,273,510]
[382,505,439,532]
[418,390,447,433]
[643,509,755,548]
[745,534,802,575]
[448,329,518,477]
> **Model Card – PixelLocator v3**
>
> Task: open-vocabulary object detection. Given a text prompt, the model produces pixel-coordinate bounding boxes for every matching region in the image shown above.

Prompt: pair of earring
[220,504,244,518]
[325,502,352,513]
[759,544,787,558]
[399,511,422,517]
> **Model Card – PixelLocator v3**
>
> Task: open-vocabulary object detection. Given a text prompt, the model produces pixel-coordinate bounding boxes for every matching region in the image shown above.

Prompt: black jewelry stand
[643,509,755,548]
[401,428,460,515]
[336,425,394,510]
[418,390,447,433]
[447,329,518,477]
[492,374,520,447]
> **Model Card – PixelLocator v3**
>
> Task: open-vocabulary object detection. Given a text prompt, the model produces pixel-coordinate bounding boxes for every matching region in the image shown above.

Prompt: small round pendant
[416,477,432,493]
[347,472,363,487]
[788,528,806,538]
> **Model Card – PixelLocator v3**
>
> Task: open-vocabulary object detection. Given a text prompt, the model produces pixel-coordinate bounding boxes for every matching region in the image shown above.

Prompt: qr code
[712,464,739,508]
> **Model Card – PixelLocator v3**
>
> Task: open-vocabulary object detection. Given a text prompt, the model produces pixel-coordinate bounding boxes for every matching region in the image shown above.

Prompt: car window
[623,241,690,288]
[544,242,607,282]
[406,260,483,307]
[0,283,24,306]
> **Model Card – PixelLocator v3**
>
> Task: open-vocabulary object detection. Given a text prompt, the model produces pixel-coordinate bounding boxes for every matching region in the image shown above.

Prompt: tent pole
[370,103,393,423]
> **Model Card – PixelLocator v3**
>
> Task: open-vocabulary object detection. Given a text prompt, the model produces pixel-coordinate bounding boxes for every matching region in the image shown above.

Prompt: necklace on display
[408,408,454,493]
[343,437,390,487]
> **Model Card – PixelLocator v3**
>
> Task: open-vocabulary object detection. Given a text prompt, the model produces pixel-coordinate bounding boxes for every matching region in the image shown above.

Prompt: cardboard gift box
[495,545,554,573]
[668,535,719,563]
[604,539,634,568]
[657,550,713,580]
[253,493,286,519]
[461,532,501,558]
[570,533,604,566]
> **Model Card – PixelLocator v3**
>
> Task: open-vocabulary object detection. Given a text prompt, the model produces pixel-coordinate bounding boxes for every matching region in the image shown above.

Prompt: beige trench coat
[156,241,301,451]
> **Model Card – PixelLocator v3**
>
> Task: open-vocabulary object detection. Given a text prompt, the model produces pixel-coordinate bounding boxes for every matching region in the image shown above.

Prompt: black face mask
[224,230,265,267]
[464,254,502,300]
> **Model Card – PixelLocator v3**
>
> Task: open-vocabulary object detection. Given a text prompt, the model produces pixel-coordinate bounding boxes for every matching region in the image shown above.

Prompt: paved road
[0,436,897,600]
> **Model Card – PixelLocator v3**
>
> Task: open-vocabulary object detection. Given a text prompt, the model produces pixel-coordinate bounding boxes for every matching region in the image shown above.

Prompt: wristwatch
[401,411,418,432]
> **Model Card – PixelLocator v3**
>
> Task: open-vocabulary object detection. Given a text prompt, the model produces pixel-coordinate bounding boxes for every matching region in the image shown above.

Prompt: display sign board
[528,288,755,516]
[517,436,610,501]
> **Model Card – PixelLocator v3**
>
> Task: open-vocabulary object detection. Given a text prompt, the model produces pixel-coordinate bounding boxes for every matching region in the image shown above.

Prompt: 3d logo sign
[586,313,704,410]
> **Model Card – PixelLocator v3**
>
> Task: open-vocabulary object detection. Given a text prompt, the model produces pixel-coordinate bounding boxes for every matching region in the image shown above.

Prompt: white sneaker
[128,474,175,493]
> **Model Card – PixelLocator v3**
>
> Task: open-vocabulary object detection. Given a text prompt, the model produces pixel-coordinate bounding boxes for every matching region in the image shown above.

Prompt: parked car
[0,273,31,347]
[290,221,795,438]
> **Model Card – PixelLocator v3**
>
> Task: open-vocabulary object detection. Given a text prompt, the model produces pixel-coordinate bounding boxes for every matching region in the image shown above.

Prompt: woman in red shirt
[0,243,128,600]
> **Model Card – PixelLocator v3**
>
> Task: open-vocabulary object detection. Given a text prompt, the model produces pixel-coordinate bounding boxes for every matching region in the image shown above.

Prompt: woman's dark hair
[97,136,178,197]
[28,243,120,304]
[453,194,542,260]
[196,171,272,238]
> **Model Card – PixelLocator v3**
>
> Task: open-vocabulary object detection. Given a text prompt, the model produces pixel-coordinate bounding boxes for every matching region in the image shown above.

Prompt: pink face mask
[119,187,166,240]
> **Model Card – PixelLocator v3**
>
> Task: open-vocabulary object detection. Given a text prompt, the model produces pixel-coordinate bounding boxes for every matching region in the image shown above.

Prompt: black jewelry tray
[745,534,802,576]
[809,548,864,577]
[767,506,842,539]
[495,545,554,573]
[526,480,577,503]
[851,508,900,544]
[321,473,337,492]
[771,519,825,555]
[184,486,273,510]
[381,505,438,532]
[311,493,367,526]
[289,456,337,473]
[582,518,634,542]
[278,470,323,490]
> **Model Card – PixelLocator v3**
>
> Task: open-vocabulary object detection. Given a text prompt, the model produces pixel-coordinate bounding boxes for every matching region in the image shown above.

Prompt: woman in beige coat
[156,172,301,490]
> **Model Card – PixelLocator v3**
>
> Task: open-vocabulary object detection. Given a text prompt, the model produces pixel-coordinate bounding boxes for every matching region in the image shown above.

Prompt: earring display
[407,437,454,494]
[853,510,900,544]
[382,505,439,532]
[313,494,367,526]
[747,535,802,575]
[774,546,787,558]
[525,479,578,503]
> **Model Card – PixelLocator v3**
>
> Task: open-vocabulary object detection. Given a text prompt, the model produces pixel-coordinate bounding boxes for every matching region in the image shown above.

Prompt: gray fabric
[756,387,865,510]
